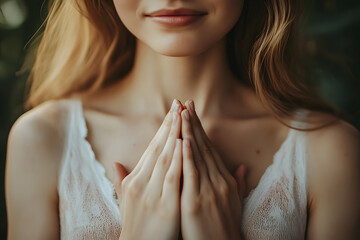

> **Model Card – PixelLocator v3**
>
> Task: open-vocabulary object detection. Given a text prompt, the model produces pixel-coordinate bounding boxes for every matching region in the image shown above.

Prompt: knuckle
[200,184,217,204]
[217,180,230,197]
[149,141,161,155]
[189,170,199,182]
[165,173,176,184]
[205,191,217,205]
[201,145,212,156]
[168,128,178,138]
[127,178,142,197]
[158,154,168,166]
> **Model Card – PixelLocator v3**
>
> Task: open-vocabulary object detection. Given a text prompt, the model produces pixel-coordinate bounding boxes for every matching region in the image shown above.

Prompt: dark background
[0,0,359,238]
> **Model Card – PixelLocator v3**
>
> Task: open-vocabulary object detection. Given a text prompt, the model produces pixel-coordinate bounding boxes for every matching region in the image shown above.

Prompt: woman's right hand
[113,99,183,240]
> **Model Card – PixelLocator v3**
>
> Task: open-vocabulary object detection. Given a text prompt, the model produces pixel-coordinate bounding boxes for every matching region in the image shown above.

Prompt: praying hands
[113,100,247,240]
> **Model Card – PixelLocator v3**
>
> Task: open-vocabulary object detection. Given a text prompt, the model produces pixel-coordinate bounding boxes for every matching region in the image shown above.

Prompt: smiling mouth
[144,8,207,27]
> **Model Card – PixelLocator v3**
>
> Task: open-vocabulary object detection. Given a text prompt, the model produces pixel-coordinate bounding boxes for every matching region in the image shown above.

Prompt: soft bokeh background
[0,0,359,238]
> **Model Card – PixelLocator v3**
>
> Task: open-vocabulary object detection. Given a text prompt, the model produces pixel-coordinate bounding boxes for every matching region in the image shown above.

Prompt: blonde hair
[26,0,335,120]
[27,0,134,107]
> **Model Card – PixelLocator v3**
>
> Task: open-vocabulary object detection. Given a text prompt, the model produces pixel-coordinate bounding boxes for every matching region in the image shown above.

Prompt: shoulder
[305,114,359,175]
[7,99,77,174]
[305,117,360,199]
[6,98,77,201]
[9,99,76,148]
[305,112,360,189]
[306,110,359,142]
[5,99,75,239]
[304,113,360,238]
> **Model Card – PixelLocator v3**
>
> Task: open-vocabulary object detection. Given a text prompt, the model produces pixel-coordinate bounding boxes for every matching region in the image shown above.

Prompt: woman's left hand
[180,100,246,240]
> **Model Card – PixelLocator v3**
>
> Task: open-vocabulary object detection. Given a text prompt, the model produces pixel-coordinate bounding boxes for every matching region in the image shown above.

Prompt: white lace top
[58,99,308,240]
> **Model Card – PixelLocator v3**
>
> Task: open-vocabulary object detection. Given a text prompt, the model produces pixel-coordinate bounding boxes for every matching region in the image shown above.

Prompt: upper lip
[145,8,207,17]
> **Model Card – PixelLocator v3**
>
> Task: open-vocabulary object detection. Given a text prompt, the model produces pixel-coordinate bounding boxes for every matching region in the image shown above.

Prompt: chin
[154,46,207,57]
[146,36,215,57]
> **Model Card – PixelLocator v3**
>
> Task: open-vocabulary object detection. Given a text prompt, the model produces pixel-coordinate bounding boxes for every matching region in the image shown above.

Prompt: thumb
[234,164,247,201]
[113,162,129,196]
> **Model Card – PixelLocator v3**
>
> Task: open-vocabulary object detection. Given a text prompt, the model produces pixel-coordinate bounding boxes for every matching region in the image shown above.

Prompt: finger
[182,138,200,194]
[162,139,182,201]
[234,164,247,200]
[113,162,129,202]
[181,109,209,183]
[185,100,232,181]
[148,111,181,196]
[132,99,181,177]
[131,111,171,176]
[184,101,221,186]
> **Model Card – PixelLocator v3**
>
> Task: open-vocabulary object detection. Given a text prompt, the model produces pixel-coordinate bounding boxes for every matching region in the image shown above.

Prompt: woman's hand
[180,100,246,240]
[113,99,183,240]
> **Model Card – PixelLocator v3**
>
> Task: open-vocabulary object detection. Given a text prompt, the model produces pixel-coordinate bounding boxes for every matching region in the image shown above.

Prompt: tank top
[58,99,308,239]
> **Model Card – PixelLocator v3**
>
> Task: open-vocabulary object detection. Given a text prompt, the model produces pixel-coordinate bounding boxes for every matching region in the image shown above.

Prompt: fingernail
[171,99,180,112]
[183,110,190,120]
[189,100,195,112]
[170,99,177,111]
[175,102,181,112]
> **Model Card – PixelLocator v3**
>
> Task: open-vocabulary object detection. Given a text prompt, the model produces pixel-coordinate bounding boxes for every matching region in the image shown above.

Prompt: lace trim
[75,100,120,208]
[243,128,294,203]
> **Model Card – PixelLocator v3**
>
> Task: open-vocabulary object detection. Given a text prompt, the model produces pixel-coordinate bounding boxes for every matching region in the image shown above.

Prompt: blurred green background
[0,0,359,238]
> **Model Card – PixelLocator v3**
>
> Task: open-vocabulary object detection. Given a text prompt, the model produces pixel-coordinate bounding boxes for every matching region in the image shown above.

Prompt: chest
[84,112,289,197]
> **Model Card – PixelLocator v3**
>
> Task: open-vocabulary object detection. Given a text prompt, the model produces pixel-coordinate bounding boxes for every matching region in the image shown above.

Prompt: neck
[100,39,242,118]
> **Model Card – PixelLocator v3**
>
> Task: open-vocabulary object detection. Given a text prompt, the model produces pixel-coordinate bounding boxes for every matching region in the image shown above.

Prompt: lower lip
[147,15,205,27]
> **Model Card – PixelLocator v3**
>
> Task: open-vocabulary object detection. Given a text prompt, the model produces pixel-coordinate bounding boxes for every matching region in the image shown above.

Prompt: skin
[5,0,360,239]
[179,101,246,240]
[116,102,183,240]
[114,100,246,240]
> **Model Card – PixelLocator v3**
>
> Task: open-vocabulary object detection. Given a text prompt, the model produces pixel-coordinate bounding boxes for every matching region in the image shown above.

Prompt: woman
[5,0,360,239]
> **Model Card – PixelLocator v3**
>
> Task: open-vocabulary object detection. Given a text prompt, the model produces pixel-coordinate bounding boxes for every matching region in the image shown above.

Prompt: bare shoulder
[6,99,74,181]
[305,112,360,239]
[8,99,74,155]
[307,111,359,144]
[11,99,72,135]
[7,98,76,191]
[306,113,360,173]
[6,99,75,239]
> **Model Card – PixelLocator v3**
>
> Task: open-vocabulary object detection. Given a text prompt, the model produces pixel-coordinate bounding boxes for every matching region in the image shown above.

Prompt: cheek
[183,0,243,53]
[209,0,243,32]
[113,0,141,36]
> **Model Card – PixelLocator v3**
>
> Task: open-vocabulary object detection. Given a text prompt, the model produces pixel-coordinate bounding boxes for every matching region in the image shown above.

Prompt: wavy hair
[26,0,336,123]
